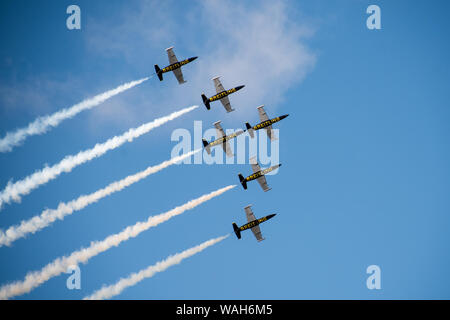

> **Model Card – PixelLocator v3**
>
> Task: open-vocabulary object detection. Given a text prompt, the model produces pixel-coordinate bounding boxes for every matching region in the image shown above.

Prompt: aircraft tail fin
[201,93,210,110]
[232,223,241,239]
[202,138,211,155]
[238,173,247,190]
[245,123,254,138]
[154,65,163,81]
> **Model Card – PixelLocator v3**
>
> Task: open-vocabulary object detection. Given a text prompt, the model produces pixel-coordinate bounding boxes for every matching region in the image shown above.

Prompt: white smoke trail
[0,185,235,299]
[0,77,149,153]
[0,105,198,210]
[84,234,229,300]
[0,149,201,247]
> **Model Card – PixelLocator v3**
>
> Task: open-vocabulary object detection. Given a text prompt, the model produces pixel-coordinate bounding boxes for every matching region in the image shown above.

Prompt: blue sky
[0,0,449,299]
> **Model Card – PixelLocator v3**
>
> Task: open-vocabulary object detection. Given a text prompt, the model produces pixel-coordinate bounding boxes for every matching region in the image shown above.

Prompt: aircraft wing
[213,77,225,93]
[257,175,271,192]
[172,68,186,84]
[251,225,265,242]
[166,47,178,64]
[257,105,270,122]
[214,121,233,156]
[265,125,277,141]
[250,156,261,173]
[166,47,186,84]
[213,121,225,138]
[244,206,264,241]
[220,96,234,113]
[221,141,234,157]
[244,205,257,222]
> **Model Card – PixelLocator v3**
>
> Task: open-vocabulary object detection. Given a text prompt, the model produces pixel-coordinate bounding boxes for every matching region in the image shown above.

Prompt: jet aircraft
[245,105,289,141]
[201,76,244,112]
[202,121,245,157]
[232,205,276,242]
[238,156,281,192]
[154,47,197,84]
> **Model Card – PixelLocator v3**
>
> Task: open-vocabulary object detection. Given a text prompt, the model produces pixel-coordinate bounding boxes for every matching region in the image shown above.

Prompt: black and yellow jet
[232,205,276,242]
[245,105,289,141]
[154,47,197,84]
[202,121,245,157]
[238,156,281,192]
[201,76,244,112]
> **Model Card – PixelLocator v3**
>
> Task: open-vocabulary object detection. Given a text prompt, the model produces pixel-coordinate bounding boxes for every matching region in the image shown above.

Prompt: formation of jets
[155,47,289,242]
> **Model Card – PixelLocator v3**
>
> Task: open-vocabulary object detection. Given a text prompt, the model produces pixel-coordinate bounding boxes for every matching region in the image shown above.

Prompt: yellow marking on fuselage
[209,131,241,147]
[247,221,257,228]
[253,117,281,130]
[241,221,258,230]
[258,216,268,223]
[261,166,277,175]
[227,131,241,139]
[209,87,237,102]
[246,171,262,181]
[162,59,190,73]
[239,215,270,231]
[246,165,278,181]
[209,136,226,146]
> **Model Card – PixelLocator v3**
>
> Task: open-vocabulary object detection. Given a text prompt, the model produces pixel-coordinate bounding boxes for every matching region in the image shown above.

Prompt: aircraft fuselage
[208,130,244,147]
[208,85,245,102]
[238,214,276,232]
[161,57,198,73]
[245,164,282,182]
[252,114,289,131]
